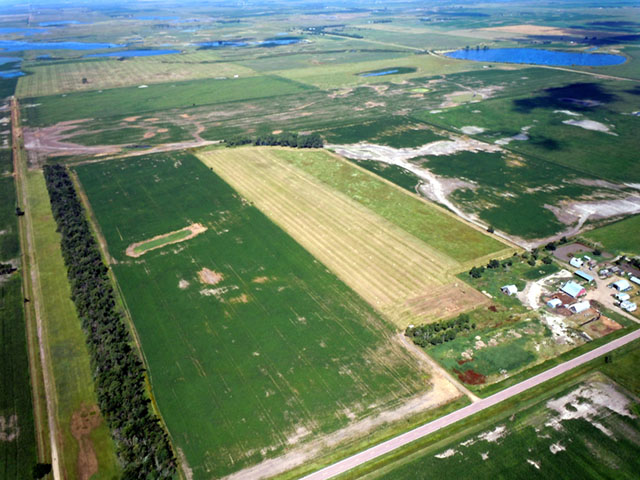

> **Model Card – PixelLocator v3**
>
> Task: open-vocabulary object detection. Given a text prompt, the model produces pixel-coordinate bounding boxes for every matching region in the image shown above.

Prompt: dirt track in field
[125,223,207,258]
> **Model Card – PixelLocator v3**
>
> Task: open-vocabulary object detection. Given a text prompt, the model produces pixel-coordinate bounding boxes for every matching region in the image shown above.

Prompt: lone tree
[33,463,52,479]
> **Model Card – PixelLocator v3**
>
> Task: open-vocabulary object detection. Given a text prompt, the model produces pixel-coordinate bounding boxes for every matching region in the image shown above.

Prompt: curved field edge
[73,151,442,478]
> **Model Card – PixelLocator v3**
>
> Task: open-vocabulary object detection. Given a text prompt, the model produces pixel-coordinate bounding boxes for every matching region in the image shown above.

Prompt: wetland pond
[444,48,625,66]
[85,49,181,58]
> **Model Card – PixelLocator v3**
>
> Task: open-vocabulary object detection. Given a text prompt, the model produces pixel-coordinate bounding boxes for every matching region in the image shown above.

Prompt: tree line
[225,131,324,148]
[405,313,474,347]
[43,165,176,479]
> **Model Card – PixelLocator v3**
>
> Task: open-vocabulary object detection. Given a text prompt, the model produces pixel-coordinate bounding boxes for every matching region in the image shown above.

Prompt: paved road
[301,328,640,480]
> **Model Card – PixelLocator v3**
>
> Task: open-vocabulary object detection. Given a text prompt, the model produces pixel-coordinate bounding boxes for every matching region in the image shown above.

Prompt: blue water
[444,48,625,66]
[0,70,24,78]
[198,37,301,49]
[0,27,47,36]
[0,40,124,51]
[85,49,180,58]
[360,69,399,77]
[38,21,86,26]
[136,16,180,21]
[0,56,21,65]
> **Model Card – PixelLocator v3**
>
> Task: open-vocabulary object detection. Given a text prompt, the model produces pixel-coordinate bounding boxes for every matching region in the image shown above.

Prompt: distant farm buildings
[561,281,586,299]
[501,284,518,296]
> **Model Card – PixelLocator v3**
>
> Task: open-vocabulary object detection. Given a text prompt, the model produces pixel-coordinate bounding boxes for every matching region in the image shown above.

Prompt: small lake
[444,48,625,66]
[0,70,24,78]
[198,37,302,49]
[0,40,124,52]
[85,49,181,58]
[38,21,87,27]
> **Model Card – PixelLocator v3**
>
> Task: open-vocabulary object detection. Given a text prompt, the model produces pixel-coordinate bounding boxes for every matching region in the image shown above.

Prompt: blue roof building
[561,281,586,298]
[574,270,594,283]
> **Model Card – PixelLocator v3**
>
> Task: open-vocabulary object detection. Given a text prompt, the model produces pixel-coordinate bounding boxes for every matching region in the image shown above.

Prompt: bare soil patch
[198,268,224,285]
[482,25,581,36]
[123,116,140,122]
[125,223,207,258]
[70,404,102,480]
[0,414,19,442]
[454,368,486,385]
[252,276,270,284]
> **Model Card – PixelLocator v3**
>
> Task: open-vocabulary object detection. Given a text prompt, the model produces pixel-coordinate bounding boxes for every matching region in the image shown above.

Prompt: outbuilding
[569,257,584,268]
[620,300,637,313]
[613,279,632,292]
[615,292,631,302]
[574,270,594,283]
[569,301,591,314]
[547,298,562,309]
[501,284,518,296]
[631,276,640,286]
[561,281,586,299]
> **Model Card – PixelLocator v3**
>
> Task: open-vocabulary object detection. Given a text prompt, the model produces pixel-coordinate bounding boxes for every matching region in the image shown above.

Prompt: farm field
[16,51,257,97]
[362,374,640,480]
[198,147,509,326]
[21,75,314,126]
[0,175,36,479]
[24,171,119,480]
[73,152,440,479]
[582,215,640,256]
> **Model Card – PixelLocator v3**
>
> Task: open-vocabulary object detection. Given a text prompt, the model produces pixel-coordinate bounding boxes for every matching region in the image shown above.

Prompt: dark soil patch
[457,358,472,366]
[454,368,486,385]
[70,404,102,480]
[488,305,498,312]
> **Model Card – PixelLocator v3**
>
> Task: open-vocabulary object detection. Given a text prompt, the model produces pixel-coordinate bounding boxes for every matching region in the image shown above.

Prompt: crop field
[583,215,640,256]
[16,52,257,97]
[0,175,36,479]
[199,147,510,326]
[365,375,640,480]
[0,150,12,175]
[24,171,119,480]
[74,152,434,479]
[21,75,314,126]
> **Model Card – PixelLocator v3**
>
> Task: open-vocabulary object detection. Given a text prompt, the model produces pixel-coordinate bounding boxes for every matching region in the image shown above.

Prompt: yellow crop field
[16,52,257,97]
[198,147,494,326]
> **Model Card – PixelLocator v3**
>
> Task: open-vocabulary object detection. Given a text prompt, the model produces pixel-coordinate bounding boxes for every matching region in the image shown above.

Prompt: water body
[0,27,47,36]
[38,20,86,26]
[444,48,625,66]
[360,69,400,77]
[0,40,124,51]
[0,56,21,65]
[85,49,180,58]
[0,70,24,78]
[198,37,301,49]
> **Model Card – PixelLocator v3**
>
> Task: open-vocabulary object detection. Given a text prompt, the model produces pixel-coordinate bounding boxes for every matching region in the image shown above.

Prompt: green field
[25,171,119,480]
[75,152,432,478]
[21,75,314,126]
[0,175,36,479]
[365,375,640,479]
[583,215,640,256]
[0,150,12,176]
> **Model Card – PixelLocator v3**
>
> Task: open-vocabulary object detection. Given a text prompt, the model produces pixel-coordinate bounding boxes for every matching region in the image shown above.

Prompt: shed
[631,276,640,286]
[569,301,591,314]
[613,279,632,291]
[620,300,637,313]
[615,292,631,302]
[501,284,518,296]
[574,270,594,283]
[547,298,562,309]
[561,281,586,299]
[569,257,584,268]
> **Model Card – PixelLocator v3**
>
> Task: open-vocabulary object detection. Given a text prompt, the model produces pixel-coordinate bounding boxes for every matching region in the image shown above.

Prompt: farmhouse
[547,298,562,309]
[561,281,586,299]
[501,284,518,296]
[620,300,637,313]
[613,279,632,292]
[569,257,584,268]
[569,301,591,314]
[574,270,594,283]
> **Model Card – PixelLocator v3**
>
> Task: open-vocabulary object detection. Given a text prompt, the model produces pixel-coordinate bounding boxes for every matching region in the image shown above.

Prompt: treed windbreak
[43,164,176,479]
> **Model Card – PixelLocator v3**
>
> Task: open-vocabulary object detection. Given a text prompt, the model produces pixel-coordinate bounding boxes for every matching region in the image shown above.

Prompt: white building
[569,301,591,314]
[501,284,518,296]
[615,292,631,302]
[547,298,562,309]
[569,257,584,268]
[613,279,632,292]
[620,300,637,313]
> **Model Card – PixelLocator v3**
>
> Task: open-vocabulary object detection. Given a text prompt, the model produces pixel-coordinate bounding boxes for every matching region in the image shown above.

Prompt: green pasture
[132,228,193,255]
[274,149,507,263]
[582,215,640,256]
[350,160,420,193]
[22,75,314,126]
[74,152,429,479]
[0,176,36,479]
[366,377,640,479]
[0,149,12,176]
[25,171,119,479]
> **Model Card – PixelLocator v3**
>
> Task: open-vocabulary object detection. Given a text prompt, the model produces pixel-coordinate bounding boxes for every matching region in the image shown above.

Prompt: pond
[85,49,181,58]
[0,40,124,51]
[358,67,417,77]
[198,37,302,49]
[38,21,87,27]
[444,48,625,66]
[0,27,47,36]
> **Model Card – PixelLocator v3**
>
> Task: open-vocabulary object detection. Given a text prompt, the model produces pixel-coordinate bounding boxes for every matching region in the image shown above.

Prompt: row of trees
[405,313,474,347]
[225,131,324,148]
[43,165,176,479]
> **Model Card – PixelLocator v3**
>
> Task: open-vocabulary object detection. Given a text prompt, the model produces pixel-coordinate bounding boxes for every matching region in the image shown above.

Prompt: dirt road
[301,327,640,479]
